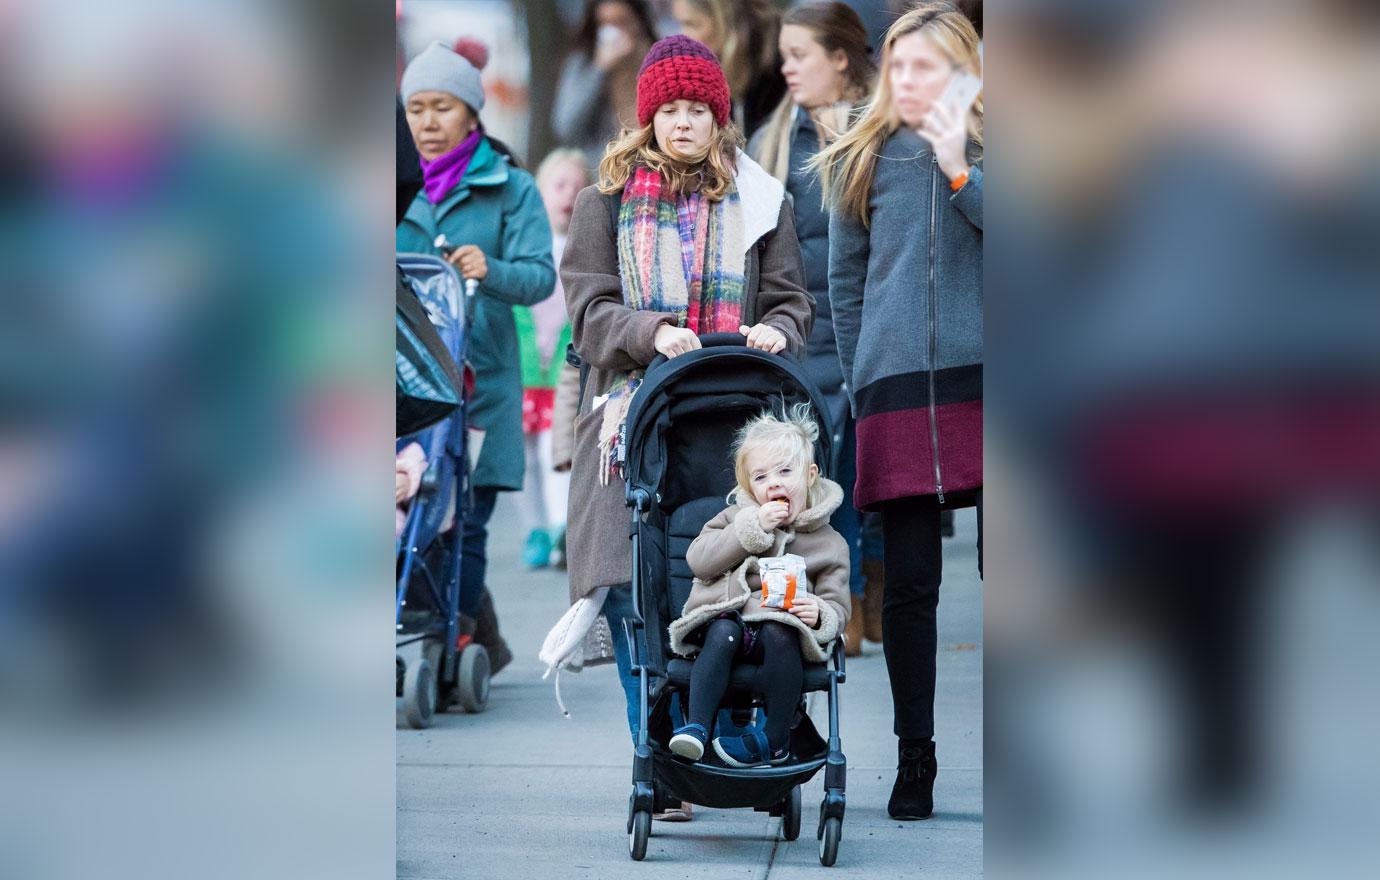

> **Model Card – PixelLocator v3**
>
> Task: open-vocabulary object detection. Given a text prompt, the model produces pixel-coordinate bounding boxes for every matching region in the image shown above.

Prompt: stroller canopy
[396,256,467,438]
[622,334,834,512]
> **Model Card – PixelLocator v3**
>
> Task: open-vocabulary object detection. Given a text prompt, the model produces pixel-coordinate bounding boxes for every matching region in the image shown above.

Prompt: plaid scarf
[617,165,745,333]
[594,166,746,485]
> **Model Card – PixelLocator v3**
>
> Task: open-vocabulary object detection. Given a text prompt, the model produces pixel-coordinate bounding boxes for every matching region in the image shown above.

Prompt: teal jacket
[397,138,556,489]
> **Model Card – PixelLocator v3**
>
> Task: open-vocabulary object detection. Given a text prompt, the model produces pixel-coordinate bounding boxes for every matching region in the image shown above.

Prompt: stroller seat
[663,495,832,694]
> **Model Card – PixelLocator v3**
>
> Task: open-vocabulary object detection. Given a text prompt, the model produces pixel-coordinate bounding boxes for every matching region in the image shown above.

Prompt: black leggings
[881,492,982,740]
[687,618,802,749]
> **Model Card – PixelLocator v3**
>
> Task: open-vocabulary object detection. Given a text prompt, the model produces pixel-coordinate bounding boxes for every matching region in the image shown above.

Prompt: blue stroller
[395,253,489,728]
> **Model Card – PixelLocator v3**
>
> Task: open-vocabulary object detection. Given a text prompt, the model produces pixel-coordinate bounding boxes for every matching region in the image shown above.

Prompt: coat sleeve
[551,56,606,145]
[482,171,557,306]
[562,185,678,371]
[827,207,869,415]
[754,200,814,355]
[686,506,776,581]
[808,533,852,636]
[950,163,982,231]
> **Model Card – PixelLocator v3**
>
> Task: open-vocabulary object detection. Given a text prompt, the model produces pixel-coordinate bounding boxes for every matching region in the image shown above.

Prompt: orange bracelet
[950,169,970,192]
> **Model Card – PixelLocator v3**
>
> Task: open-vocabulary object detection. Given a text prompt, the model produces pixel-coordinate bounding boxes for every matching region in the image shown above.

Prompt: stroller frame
[617,334,848,865]
[395,253,486,727]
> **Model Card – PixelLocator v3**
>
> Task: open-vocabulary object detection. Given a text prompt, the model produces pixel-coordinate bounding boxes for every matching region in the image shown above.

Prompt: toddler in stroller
[668,405,852,768]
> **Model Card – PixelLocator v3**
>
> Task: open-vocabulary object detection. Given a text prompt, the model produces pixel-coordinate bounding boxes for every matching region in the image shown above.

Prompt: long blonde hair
[751,1,877,184]
[596,120,745,201]
[810,2,983,226]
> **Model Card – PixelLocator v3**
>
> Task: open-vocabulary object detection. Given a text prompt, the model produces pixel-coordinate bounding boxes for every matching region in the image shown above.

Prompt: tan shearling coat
[668,477,852,664]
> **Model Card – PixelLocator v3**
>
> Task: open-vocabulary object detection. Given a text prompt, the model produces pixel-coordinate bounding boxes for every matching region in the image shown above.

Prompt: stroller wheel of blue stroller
[819,816,841,867]
[455,643,490,713]
[400,657,436,729]
[628,809,651,861]
[782,785,802,841]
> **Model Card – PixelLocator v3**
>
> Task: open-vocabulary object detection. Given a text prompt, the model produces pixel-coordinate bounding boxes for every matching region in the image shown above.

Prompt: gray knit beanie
[401,42,486,113]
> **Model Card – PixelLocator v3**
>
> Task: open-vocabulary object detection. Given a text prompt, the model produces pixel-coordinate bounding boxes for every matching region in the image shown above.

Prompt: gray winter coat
[828,127,983,509]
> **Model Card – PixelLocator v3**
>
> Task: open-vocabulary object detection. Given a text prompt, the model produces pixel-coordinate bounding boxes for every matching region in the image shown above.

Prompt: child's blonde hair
[730,403,823,507]
[535,147,589,189]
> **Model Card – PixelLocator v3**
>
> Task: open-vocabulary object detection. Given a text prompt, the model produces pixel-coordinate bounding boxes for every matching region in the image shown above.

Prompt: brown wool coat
[669,477,852,664]
[560,176,813,603]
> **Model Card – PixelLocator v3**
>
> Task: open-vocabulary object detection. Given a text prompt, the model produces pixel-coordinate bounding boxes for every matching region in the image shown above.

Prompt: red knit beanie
[636,35,731,127]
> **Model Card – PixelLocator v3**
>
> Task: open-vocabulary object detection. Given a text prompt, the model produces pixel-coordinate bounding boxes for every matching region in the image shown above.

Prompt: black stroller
[618,334,848,866]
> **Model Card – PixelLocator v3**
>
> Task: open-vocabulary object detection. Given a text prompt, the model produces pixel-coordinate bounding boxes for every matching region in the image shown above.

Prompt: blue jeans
[458,486,498,618]
[602,584,644,741]
[603,584,763,744]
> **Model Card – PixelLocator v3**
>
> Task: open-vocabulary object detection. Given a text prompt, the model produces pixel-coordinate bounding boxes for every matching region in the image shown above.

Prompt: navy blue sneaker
[711,730,790,768]
[669,723,709,761]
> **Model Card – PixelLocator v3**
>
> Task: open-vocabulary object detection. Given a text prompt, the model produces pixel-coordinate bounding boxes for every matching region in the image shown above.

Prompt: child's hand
[789,594,820,628]
[758,500,790,531]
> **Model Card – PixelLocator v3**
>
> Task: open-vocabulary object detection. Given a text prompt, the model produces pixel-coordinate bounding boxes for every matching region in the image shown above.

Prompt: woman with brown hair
[559,34,813,820]
[748,1,877,656]
[553,0,660,169]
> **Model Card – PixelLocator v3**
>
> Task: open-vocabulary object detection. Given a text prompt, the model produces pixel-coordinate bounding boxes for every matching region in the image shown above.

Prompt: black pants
[880,492,982,740]
[687,618,802,749]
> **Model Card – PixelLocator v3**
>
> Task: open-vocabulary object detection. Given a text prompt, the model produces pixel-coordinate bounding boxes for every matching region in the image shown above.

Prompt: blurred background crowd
[2,1,1379,878]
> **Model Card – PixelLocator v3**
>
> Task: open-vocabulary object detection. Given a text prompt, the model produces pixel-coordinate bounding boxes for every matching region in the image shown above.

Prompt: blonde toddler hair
[730,403,824,508]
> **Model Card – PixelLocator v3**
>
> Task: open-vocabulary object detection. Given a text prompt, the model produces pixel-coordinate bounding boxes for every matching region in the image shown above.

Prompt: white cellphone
[939,69,982,116]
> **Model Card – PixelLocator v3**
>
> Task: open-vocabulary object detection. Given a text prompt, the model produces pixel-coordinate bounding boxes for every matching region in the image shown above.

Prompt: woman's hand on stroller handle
[739,323,786,354]
[647,329,783,370]
[445,244,488,282]
[653,324,702,359]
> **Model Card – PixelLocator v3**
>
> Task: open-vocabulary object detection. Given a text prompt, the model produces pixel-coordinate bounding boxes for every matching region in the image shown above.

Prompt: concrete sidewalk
[397,500,982,879]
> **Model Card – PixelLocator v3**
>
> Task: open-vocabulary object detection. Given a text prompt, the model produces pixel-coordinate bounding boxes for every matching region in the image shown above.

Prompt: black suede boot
[472,589,512,675]
[888,738,937,820]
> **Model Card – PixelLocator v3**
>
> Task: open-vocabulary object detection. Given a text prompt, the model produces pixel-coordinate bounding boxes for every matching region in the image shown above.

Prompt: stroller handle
[646,331,747,372]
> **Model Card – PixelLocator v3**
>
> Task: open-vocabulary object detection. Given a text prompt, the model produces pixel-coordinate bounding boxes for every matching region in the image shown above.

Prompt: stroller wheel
[628,809,651,861]
[819,816,841,867]
[456,643,490,713]
[400,657,435,729]
[782,785,801,841]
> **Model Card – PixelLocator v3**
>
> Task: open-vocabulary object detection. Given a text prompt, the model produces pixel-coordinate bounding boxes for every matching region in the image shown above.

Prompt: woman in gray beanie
[397,41,557,679]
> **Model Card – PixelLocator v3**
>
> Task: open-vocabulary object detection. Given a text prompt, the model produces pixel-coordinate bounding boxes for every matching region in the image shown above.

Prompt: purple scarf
[420,128,483,204]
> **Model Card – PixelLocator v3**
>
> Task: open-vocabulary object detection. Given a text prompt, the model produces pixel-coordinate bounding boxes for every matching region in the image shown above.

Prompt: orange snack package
[760,554,806,610]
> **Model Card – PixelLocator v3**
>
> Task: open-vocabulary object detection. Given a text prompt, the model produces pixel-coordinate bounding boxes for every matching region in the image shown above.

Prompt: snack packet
[760,554,807,610]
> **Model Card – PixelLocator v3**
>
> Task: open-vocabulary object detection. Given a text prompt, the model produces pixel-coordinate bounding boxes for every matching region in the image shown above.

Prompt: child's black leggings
[687,617,803,749]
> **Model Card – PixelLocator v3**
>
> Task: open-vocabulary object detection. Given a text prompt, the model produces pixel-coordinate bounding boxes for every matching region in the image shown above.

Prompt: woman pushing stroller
[667,405,851,768]
[560,34,814,767]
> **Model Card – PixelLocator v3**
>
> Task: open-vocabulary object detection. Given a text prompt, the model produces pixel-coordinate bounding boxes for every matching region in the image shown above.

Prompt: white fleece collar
[733,149,784,252]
